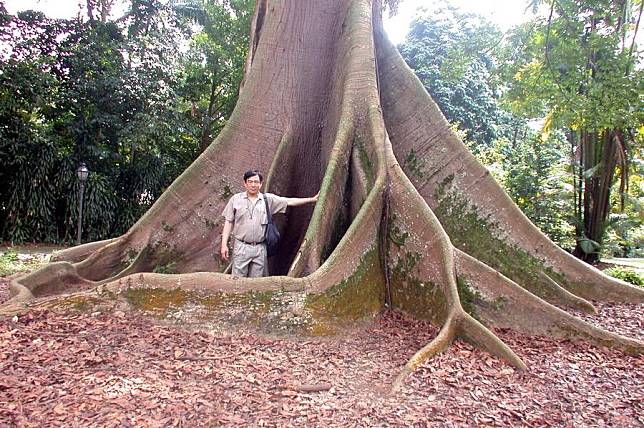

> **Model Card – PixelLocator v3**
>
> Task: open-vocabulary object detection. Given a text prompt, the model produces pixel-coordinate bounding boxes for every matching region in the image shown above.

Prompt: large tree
[2,0,642,387]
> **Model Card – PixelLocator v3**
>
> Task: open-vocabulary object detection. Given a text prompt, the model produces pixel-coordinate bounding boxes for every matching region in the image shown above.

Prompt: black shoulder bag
[263,193,280,256]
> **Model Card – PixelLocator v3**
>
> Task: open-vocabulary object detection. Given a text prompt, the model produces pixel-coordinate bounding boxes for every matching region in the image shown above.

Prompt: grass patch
[0,250,48,276]
[603,266,643,287]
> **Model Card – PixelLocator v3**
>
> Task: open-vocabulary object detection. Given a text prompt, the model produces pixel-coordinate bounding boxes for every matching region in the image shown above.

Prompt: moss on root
[453,274,510,322]
[306,248,386,334]
[148,242,185,275]
[62,295,107,313]
[119,286,301,331]
[126,248,138,262]
[219,183,233,201]
[35,248,387,336]
[403,149,427,180]
[388,250,449,325]
[434,178,580,300]
[124,288,188,314]
[136,249,385,334]
[388,214,409,247]
[196,290,303,331]
[456,276,482,320]
[355,132,375,186]
[204,218,217,230]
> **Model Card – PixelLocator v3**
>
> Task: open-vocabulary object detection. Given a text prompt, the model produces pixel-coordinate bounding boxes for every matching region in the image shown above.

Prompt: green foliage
[603,219,644,258]
[0,249,48,276]
[399,4,579,250]
[0,0,252,244]
[399,4,512,149]
[603,266,643,287]
[501,0,643,262]
[401,0,643,260]
[602,145,644,257]
[0,251,19,276]
[174,0,252,151]
[475,130,576,249]
[504,0,642,130]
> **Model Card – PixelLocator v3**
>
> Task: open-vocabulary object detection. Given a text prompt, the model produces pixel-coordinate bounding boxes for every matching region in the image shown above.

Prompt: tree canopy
[399,5,512,148]
[0,0,252,244]
[502,0,643,261]
[398,1,643,259]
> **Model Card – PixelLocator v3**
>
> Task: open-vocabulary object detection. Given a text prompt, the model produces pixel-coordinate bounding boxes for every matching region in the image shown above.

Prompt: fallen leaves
[0,290,642,426]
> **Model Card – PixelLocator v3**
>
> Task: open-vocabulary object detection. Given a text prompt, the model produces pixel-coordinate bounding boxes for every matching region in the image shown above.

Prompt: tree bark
[3,0,643,387]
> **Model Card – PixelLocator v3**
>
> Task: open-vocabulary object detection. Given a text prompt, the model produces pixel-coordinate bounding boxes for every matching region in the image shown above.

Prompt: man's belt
[236,238,265,246]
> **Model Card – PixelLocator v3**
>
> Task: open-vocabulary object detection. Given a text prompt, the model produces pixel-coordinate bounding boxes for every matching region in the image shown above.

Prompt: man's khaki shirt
[222,192,288,244]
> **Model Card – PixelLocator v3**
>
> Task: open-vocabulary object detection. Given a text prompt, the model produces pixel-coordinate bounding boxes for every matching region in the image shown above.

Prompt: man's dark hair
[243,170,263,182]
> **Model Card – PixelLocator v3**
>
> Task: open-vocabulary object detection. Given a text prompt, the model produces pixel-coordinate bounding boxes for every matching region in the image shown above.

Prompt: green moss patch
[149,242,184,275]
[456,276,482,319]
[388,249,448,325]
[220,184,233,201]
[354,132,374,187]
[306,248,385,334]
[388,214,409,247]
[124,288,189,314]
[403,149,427,180]
[434,178,581,299]
[54,295,105,313]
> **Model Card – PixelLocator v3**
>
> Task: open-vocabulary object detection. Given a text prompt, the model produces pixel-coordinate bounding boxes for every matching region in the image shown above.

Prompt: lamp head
[76,163,89,182]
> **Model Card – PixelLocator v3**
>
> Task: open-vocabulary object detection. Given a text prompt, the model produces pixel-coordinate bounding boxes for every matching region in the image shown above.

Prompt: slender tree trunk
[573,128,619,263]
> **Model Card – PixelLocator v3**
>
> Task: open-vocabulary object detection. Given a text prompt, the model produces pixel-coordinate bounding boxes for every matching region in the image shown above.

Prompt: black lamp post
[76,163,89,245]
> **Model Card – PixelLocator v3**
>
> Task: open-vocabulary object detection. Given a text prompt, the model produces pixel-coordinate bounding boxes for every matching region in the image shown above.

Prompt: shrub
[0,250,19,276]
[0,249,49,276]
[604,266,643,287]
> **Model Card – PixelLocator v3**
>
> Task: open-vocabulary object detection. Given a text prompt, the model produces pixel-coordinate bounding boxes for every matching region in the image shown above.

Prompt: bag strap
[263,193,274,225]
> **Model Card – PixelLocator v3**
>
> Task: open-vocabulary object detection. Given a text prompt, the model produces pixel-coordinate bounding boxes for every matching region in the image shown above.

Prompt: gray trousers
[232,239,267,277]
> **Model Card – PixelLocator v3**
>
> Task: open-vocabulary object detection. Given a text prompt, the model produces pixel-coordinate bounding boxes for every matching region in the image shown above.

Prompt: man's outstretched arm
[285,192,319,207]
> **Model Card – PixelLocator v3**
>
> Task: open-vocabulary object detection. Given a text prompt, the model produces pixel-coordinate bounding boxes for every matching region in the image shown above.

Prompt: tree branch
[625,0,643,75]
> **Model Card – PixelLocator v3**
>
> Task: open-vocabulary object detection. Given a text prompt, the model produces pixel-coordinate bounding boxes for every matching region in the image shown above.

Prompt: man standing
[220,170,318,277]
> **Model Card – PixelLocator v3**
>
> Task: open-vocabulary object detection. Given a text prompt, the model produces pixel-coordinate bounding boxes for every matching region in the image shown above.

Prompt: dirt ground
[0,249,642,427]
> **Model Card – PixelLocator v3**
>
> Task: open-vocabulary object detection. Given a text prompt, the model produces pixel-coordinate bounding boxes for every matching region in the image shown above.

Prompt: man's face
[244,175,262,196]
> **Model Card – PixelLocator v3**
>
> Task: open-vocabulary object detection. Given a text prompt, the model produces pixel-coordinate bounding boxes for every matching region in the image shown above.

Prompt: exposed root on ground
[392,314,457,393]
[454,250,644,355]
[49,238,117,264]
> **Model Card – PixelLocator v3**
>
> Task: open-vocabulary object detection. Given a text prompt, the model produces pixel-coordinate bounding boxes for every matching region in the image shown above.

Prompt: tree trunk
[573,129,620,264]
[3,0,642,386]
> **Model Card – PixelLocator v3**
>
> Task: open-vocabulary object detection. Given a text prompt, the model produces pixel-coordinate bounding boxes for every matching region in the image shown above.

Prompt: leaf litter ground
[0,277,642,427]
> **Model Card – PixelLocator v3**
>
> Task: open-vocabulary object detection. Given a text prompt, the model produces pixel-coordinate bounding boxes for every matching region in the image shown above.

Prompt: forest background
[0,0,642,266]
